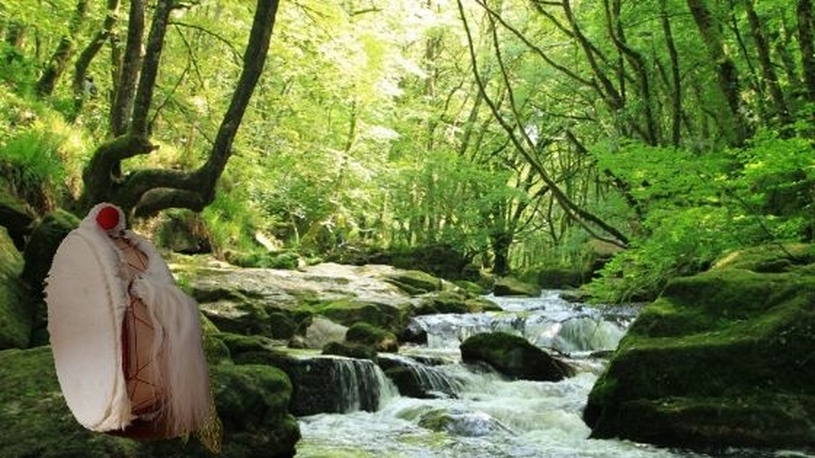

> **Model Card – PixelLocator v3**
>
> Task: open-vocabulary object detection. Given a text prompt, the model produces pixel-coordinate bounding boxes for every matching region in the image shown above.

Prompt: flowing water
[295,291,800,458]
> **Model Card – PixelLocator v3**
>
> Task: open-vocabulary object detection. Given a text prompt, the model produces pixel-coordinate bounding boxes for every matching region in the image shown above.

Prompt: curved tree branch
[457,0,628,248]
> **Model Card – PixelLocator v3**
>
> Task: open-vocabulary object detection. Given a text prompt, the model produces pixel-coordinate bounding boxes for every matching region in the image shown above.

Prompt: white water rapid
[295,291,787,458]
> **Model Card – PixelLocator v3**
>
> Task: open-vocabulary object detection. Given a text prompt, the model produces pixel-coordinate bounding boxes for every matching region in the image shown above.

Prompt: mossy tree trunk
[686,0,749,145]
[80,0,280,218]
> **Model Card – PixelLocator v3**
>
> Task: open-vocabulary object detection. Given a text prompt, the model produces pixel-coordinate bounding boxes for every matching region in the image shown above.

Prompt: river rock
[302,316,348,349]
[0,227,31,349]
[383,269,444,294]
[459,331,575,381]
[380,357,460,399]
[417,408,511,437]
[492,276,541,297]
[0,191,34,250]
[224,333,389,416]
[583,244,815,451]
[322,341,378,360]
[414,290,501,315]
[187,262,420,337]
[345,322,398,352]
[0,346,300,457]
[21,210,80,346]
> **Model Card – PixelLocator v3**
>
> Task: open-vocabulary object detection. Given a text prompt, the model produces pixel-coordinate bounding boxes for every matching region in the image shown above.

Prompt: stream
[294,291,797,458]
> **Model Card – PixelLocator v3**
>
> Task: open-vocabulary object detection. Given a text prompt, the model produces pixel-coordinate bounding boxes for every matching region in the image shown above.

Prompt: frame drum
[47,231,134,432]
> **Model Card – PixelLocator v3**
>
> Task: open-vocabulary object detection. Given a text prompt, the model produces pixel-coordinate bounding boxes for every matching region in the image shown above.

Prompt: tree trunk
[603,0,659,144]
[81,0,281,217]
[798,0,815,104]
[110,0,145,137]
[660,0,682,147]
[490,230,512,276]
[460,0,629,248]
[35,0,89,97]
[72,0,120,114]
[745,0,790,127]
[130,0,174,137]
[686,0,748,145]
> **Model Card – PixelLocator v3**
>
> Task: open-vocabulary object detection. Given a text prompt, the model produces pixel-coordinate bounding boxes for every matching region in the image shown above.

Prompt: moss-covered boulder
[313,298,411,334]
[0,227,31,349]
[383,269,443,295]
[459,332,575,381]
[322,341,377,360]
[20,210,80,346]
[21,209,79,295]
[414,291,501,315]
[492,276,541,297]
[0,346,300,457]
[583,244,815,451]
[0,191,34,250]
[345,322,398,352]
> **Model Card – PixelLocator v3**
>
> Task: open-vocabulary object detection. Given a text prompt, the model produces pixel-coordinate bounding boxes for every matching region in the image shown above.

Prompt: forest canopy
[1,0,813,301]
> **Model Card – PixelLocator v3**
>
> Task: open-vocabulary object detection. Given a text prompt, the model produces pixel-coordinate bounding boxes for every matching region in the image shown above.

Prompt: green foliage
[587,132,815,302]
[201,182,262,256]
[0,42,37,95]
[0,128,67,211]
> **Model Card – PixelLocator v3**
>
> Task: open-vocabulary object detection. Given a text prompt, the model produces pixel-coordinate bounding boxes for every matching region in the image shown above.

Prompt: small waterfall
[553,317,626,353]
[298,291,709,457]
[329,356,400,412]
[412,291,632,355]
[378,354,467,398]
[286,355,398,415]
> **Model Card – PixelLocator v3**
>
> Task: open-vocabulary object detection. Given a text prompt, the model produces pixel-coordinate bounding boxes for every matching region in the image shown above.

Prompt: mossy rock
[202,314,231,364]
[225,251,299,270]
[218,332,281,355]
[267,311,297,339]
[583,247,815,451]
[459,332,575,382]
[21,209,79,295]
[0,190,34,250]
[322,341,377,360]
[0,346,300,457]
[383,269,442,294]
[0,227,31,349]
[200,295,273,338]
[453,280,488,295]
[492,276,541,297]
[414,291,501,315]
[518,267,587,289]
[589,394,815,450]
[206,362,300,457]
[345,322,398,352]
[712,243,815,273]
[315,298,410,334]
[383,366,424,398]
[415,291,469,315]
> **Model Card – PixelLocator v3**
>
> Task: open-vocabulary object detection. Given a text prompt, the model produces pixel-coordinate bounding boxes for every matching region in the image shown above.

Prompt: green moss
[712,243,815,273]
[346,322,398,352]
[460,332,574,381]
[592,395,815,449]
[0,347,137,456]
[492,276,541,297]
[384,269,442,294]
[0,228,31,349]
[315,298,410,333]
[416,291,502,314]
[21,209,79,293]
[585,251,815,450]
[0,347,301,457]
[322,341,378,360]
